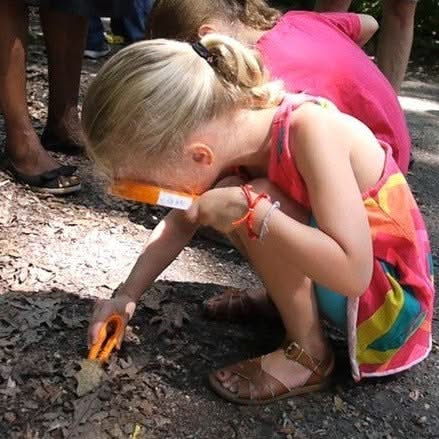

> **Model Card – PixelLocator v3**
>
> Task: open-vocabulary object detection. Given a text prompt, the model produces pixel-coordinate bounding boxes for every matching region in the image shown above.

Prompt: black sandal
[7,162,81,195]
[41,128,84,156]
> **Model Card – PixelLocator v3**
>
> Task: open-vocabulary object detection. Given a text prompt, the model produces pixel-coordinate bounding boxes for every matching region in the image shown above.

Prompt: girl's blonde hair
[82,34,284,177]
[149,0,281,41]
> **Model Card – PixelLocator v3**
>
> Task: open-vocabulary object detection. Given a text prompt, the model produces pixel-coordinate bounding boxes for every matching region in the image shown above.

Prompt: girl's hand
[186,186,249,235]
[87,293,137,349]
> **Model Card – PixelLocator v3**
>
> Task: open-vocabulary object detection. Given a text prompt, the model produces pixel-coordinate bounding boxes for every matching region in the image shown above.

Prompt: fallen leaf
[278,427,296,434]
[409,389,421,401]
[334,395,345,412]
[35,267,55,283]
[141,286,169,311]
[69,393,101,434]
[74,359,105,397]
[149,303,190,336]
[119,356,133,369]
[131,424,144,439]
[58,313,87,329]
[4,412,16,423]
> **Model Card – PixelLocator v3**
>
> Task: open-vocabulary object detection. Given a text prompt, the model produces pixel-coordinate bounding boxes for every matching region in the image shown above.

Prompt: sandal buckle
[284,341,303,361]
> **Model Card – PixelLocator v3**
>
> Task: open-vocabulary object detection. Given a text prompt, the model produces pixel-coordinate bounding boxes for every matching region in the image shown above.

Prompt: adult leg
[111,0,152,43]
[39,6,87,147]
[212,181,334,400]
[314,0,351,12]
[0,0,60,175]
[376,0,416,93]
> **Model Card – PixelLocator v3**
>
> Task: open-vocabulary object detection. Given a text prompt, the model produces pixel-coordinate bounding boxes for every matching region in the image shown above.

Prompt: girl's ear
[189,143,214,166]
[198,23,217,38]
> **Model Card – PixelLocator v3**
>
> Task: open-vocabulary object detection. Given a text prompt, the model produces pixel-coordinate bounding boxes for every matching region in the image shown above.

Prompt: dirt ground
[1,19,438,439]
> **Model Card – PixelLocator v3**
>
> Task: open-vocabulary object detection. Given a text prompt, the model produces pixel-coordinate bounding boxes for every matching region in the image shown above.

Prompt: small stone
[424,404,430,410]
[63,401,74,413]
[290,409,304,421]
[138,400,154,417]
[99,385,112,401]
[123,423,134,435]
[4,412,16,423]
[414,416,427,426]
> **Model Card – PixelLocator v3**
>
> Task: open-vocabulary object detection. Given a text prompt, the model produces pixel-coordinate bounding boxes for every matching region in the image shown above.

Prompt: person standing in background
[314,0,417,93]
[85,0,153,59]
[0,0,134,194]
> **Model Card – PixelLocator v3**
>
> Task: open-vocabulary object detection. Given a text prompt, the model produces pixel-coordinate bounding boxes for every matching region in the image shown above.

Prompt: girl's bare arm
[119,209,198,302]
[252,104,374,297]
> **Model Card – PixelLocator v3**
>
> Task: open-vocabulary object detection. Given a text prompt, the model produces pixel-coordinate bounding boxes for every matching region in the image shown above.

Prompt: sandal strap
[40,165,77,182]
[226,357,290,400]
[282,340,330,378]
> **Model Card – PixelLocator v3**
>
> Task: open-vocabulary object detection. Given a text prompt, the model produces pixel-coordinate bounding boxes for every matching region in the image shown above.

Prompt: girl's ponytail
[200,33,284,108]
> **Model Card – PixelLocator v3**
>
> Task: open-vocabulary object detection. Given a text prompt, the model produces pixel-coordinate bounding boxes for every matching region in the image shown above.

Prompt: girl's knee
[249,178,278,195]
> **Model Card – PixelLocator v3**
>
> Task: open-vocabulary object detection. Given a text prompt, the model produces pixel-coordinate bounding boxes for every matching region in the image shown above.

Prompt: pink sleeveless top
[268,95,434,381]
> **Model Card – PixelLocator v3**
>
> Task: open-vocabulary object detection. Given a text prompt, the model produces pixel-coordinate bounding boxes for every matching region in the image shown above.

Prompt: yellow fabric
[356,274,405,354]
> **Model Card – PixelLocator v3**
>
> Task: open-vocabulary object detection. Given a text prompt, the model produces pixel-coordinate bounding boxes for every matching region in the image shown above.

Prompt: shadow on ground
[1,283,438,439]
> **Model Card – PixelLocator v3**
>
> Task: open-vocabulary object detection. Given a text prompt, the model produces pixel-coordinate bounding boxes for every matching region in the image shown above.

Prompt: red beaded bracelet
[232,184,271,239]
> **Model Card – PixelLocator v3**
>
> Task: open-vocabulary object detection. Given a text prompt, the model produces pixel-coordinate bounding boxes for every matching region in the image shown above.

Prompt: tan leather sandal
[208,341,334,405]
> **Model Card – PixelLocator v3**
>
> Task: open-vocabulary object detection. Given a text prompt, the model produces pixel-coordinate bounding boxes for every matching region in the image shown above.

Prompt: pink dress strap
[268,94,326,209]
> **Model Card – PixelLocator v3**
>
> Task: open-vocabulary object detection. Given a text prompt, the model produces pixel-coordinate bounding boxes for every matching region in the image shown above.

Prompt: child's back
[257,11,411,172]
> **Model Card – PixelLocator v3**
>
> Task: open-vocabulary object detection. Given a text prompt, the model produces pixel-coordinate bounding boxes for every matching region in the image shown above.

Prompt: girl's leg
[214,180,333,395]
[0,0,59,175]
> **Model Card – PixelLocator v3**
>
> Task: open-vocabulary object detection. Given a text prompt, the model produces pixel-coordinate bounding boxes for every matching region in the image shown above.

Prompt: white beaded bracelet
[259,201,280,241]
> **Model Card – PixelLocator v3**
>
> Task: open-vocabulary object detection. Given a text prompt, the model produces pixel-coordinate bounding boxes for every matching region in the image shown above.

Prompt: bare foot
[204,287,279,322]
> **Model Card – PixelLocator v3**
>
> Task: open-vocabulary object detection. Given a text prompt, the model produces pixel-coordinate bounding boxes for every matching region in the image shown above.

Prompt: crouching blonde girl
[82,35,434,405]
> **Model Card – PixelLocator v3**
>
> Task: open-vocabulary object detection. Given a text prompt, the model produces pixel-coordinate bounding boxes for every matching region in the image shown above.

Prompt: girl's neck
[221,107,279,178]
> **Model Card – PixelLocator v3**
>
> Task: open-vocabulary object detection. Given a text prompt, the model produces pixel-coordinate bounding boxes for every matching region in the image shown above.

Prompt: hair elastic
[192,42,214,64]
[232,184,271,240]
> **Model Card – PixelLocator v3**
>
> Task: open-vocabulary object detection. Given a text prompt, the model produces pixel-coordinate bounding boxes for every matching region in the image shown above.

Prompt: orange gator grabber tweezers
[88,314,124,364]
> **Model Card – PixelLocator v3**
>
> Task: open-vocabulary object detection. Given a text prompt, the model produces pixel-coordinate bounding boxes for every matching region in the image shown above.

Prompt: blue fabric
[86,0,152,51]
[86,16,106,51]
[110,0,153,43]
[309,216,348,330]
[367,261,424,351]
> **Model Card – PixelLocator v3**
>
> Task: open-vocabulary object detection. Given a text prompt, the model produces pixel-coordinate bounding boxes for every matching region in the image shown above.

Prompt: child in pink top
[149,2,412,173]
[82,35,433,404]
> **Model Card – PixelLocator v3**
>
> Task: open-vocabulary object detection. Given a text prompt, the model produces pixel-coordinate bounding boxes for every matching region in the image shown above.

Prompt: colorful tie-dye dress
[269,94,434,381]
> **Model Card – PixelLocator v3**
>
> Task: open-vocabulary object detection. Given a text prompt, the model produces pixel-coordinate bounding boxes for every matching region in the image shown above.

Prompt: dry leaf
[149,303,190,335]
[141,286,168,311]
[131,424,144,439]
[409,389,421,401]
[334,395,345,411]
[74,359,105,397]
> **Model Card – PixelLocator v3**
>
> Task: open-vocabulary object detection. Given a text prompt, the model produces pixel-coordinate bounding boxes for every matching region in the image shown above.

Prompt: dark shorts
[24,0,133,17]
